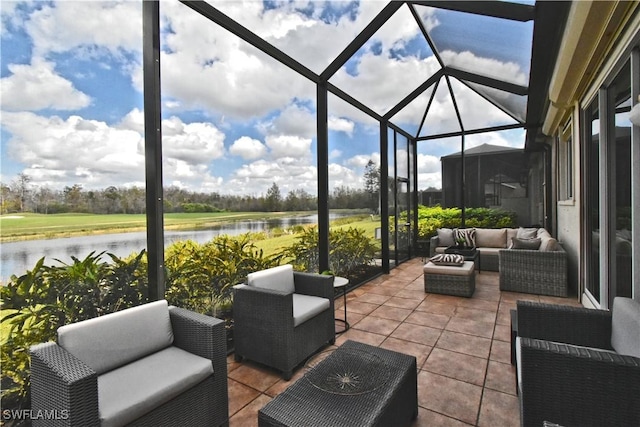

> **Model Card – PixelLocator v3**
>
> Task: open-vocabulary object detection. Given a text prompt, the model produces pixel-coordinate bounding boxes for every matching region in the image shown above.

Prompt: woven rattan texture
[499,247,567,296]
[29,306,229,427]
[424,271,475,297]
[233,272,335,379]
[258,340,417,427]
[516,301,640,427]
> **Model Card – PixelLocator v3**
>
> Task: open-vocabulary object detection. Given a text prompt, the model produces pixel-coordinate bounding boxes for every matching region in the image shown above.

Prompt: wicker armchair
[515,299,640,427]
[233,265,335,380]
[30,301,229,427]
[499,244,567,296]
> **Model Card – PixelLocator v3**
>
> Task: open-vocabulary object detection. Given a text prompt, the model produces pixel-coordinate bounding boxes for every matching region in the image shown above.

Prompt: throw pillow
[453,228,476,247]
[517,227,538,239]
[510,237,542,250]
[437,228,455,247]
[430,254,465,266]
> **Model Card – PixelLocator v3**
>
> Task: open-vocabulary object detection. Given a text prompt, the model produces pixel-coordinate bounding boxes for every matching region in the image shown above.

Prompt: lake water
[0,214,336,283]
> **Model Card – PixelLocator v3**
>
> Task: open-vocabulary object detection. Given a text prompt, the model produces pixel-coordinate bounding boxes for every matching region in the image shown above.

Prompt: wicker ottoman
[258,340,418,427]
[424,260,475,297]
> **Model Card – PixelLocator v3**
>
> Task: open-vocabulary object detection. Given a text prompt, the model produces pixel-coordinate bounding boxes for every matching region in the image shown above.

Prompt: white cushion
[517,227,538,239]
[423,261,475,276]
[611,297,640,358]
[247,264,295,294]
[475,228,507,248]
[98,346,213,427]
[292,294,330,327]
[58,300,173,375]
[539,236,558,252]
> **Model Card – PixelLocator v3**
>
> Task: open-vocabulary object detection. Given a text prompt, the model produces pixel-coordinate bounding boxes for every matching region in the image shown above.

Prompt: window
[558,119,573,201]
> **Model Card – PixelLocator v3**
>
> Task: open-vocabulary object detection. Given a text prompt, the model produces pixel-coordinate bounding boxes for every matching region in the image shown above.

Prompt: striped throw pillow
[430,254,465,266]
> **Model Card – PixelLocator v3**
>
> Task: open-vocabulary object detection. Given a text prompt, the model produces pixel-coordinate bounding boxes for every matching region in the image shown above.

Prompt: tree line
[1,164,381,215]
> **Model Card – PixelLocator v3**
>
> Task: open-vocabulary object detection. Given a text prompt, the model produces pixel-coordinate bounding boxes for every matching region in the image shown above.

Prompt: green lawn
[0,211,377,243]
[0,211,317,242]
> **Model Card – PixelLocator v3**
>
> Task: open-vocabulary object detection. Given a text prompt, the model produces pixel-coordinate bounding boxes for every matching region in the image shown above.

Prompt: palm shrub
[0,251,147,413]
[164,234,279,316]
[279,226,377,277]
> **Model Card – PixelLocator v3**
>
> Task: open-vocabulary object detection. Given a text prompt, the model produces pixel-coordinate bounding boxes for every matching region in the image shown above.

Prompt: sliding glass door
[583,58,634,308]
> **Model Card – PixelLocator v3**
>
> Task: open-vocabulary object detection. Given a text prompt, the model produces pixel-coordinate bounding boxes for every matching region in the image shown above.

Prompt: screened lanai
[142,1,570,298]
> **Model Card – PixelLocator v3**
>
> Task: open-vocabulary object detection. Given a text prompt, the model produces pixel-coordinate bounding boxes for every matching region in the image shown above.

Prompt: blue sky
[1,0,530,196]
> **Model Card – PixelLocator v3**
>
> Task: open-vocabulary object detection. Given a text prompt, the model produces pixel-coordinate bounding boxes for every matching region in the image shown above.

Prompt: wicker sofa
[515,299,640,427]
[429,227,567,296]
[30,300,229,427]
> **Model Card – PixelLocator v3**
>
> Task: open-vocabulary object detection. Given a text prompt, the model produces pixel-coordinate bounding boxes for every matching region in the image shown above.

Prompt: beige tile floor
[226,258,581,426]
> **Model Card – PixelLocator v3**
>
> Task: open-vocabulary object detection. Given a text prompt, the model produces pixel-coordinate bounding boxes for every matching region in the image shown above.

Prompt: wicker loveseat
[515,299,640,427]
[30,300,229,427]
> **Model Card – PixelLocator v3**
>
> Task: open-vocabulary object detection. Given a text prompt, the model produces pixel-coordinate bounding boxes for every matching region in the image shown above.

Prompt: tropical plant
[279,226,378,277]
[164,234,279,316]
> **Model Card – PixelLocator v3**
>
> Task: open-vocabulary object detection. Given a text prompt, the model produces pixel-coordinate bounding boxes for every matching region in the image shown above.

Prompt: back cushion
[539,236,558,252]
[611,297,640,358]
[58,300,174,375]
[475,228,507,248]
[436,228,455,247]
[247,264,295,294]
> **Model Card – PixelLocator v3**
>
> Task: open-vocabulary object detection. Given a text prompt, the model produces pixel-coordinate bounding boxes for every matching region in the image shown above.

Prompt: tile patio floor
[226,258,582,426]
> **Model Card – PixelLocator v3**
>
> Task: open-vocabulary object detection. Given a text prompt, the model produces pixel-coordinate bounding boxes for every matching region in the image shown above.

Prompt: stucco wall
[557,203,581,299]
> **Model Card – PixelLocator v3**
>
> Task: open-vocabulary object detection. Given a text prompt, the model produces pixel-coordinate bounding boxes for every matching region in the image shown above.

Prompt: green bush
[164,234,279,316]
[398,205,517,240]
[279,226,377,277]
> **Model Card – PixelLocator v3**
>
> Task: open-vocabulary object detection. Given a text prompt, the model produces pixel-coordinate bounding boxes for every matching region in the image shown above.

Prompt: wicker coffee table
[258,340,418,426]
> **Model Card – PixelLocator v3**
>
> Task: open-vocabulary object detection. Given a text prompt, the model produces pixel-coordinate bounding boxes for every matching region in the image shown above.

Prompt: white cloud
[265,134,312,159]
[1,111,144,188]
[440,50,528,86]
[0,110,228,191]
[259,103,316,138]
[346,153,380,169]
[228,157,318,196]
[328,162,361,189]
[417,153,440,174]
[230,136,268,160]
[163,117,226,164]
[25,1,142,58]
[328,116,354,136]
[1,59,91,111]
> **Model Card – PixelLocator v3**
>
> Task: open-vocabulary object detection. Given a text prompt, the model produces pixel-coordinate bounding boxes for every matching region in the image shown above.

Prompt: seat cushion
[292,294,330,327]
[611,297,640,358]
[424,261,475,276]
[58,300,173,375]
[98,346,213,427]
[247,264,295,294]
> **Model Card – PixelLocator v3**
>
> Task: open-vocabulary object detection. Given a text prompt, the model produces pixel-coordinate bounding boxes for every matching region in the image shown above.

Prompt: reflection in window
[585,96,600,303]
[610,61,632,302]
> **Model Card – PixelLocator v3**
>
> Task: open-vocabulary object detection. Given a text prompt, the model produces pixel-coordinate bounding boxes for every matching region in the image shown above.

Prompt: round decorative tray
[304,348,391,395]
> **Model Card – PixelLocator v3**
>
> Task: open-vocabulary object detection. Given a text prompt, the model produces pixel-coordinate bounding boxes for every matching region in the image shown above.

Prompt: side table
[334,276,350,334]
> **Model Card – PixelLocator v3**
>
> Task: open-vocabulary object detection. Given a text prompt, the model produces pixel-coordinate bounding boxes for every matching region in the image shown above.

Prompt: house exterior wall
[543,1,640,306]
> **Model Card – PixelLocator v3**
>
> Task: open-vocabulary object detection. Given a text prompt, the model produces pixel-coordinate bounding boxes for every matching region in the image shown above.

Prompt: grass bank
[0,211,320,243]
[0,211,377,243]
